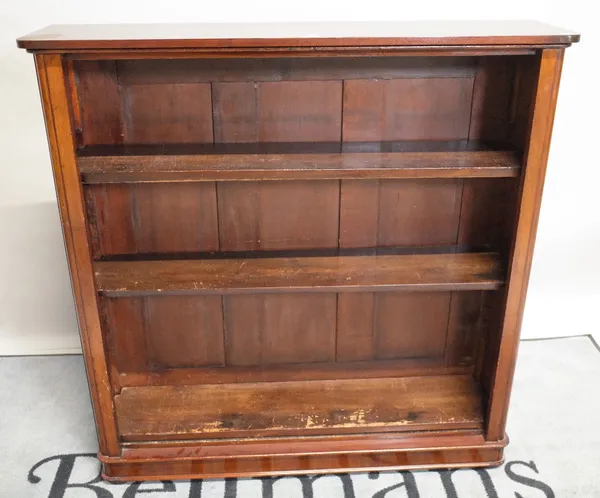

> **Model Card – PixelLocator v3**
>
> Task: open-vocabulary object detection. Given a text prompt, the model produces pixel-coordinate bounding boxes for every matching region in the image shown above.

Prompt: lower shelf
[114,374,483,441]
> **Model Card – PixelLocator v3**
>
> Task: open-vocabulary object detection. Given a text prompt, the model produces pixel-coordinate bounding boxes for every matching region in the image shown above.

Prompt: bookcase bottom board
[101,373,501,480]
[114,375,483,441]
[99,434,507,481]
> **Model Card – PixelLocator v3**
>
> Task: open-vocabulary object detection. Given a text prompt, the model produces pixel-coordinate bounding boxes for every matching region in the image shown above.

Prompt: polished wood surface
[78,150,520,183]
[485,48,566,441]
[102,447,505,481]
[20,21,577,481]
[34,54,120,456]
[18,21,579,51]
[95,252,503,296]
[102,432,507,480]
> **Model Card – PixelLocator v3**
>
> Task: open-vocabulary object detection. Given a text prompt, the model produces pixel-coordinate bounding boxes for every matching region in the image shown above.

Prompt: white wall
[1,1,597,355]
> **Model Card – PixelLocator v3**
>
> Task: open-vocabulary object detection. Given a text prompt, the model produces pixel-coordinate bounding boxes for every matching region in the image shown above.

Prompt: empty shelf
[115,374,484,441]
[95,252,503,296]
[79,150,520,183]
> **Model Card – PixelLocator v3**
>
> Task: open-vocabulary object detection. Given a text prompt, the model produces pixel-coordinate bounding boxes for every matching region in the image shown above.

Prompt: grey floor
[1,335,599,497]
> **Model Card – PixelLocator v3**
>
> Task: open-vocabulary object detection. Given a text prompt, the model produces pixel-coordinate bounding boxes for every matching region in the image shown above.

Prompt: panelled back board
[17,21,579,481]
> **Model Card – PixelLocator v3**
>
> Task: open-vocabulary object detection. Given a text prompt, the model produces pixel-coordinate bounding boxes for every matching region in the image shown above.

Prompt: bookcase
[17,21,579,481]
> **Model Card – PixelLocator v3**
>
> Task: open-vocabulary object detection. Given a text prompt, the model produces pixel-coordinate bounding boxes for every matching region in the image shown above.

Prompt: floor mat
[1,336,599,497]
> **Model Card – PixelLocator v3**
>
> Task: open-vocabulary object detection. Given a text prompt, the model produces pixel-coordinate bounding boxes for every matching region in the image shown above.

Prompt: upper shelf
[95,252,503,297]
[17,21,579,51]
[78,149,520,183]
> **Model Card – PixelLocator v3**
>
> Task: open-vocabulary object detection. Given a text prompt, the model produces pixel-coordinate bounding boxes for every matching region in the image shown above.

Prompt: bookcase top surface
[17,20,579,51]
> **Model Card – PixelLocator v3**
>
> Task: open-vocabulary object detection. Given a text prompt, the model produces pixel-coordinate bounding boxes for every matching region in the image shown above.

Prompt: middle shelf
[95,252,503,296]
[78,147,520,183]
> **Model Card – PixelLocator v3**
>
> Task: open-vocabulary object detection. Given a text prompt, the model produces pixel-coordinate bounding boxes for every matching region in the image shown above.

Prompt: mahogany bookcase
[17,21,579,482]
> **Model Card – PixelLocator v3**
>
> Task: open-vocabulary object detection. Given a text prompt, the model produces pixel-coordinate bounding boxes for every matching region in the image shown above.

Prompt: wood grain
[212,82,258,142]
[210,80,343,143]
[73,60,123,146]
[122,83,213,144]
[116,431,502,459]
[144,296,225,368]
[336,293,376,361]
[35,54,120,455]
[131,183,219,254]
[95,252,504,296]
[343,78,474,141]
[224,294,337,366]
[115,57,478,84]
[458,178,519,257]
[258,81,342,142]
[469,58,515,142]
[101,446,504,481]
[336,292,455,363]
[77,139,500,155]
[17,21,580,51]
[78,150,521,183]
[485,48,565,441]
[115,375,483,440]
[102,297,148,373]
[85,185,136,258]
[510,57,539,152]
[373,292,452,360]
[59,47,542,61]
[118,361,472,387]
[378,179,463,246]
[217,180,339,251]
[444,292,486,367]
[339,179,467,249]
[85,183,219,257]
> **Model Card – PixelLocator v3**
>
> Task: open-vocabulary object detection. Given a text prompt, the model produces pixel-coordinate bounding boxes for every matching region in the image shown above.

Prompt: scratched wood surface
[95,252,503,296]
[115,374,483,440]
[78,150,521,183]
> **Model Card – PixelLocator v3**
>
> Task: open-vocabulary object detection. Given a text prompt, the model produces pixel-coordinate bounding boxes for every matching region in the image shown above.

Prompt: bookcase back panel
[72,56,524,147]
[85,178,517,259]
[73,52,521,421]
[217,181,340,251]
[341,179,464,247]
[84,183,220,257]
[123,83,214,144]
[102,289,487,376]
[342,78,473,141]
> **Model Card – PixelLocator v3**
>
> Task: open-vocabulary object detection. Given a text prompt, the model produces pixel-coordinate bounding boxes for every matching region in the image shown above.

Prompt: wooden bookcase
[17,21,579,481]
